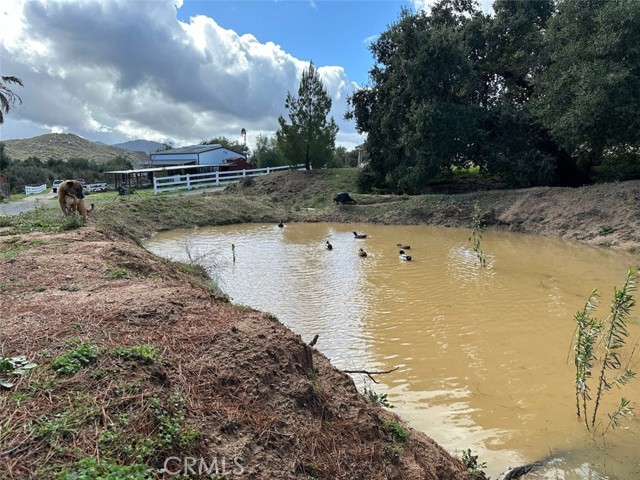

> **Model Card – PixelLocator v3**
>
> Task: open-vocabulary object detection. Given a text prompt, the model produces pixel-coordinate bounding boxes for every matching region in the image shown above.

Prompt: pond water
[144,223,640,479]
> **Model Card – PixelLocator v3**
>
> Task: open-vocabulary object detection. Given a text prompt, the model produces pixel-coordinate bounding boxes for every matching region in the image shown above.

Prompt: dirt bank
[237,171,640,253]
[0,227,474,479]
[2,170,639,479]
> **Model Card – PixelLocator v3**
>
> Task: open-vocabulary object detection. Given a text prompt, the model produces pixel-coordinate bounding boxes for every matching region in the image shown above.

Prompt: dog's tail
[88,203,95,213]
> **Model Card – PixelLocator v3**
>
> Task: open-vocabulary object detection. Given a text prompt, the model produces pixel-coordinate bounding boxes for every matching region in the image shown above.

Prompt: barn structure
[149,144,248,168]
[105,144,253,192]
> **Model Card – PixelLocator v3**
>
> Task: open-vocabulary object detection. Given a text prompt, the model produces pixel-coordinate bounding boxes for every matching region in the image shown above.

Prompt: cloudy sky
[0,0,491,151]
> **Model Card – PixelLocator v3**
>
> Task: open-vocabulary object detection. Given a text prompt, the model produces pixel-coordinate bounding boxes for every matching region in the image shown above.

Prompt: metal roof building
[149,144,246,167]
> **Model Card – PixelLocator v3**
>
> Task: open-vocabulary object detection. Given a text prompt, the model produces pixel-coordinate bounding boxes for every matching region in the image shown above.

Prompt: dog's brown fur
[64,194,94,222]
[58,180,84,214]
[58,180,93,221]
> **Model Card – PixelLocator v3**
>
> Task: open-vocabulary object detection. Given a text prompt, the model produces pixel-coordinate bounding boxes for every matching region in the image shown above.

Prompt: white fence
[25,184,47,195]
[152,164,305,195]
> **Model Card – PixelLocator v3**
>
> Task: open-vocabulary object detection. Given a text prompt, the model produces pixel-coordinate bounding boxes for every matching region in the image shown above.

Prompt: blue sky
[0,0,488,151]
[176,0,411,87]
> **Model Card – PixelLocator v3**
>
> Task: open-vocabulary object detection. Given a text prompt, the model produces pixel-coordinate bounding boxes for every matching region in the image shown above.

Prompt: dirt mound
[1,227,474,479]
[294,177,640,253]
[226,169,362,212]
[493,182,640,251]
[227,170,331,207]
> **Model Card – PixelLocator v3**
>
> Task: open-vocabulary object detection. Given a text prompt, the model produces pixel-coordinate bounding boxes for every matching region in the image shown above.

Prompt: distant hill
[111,139,165,154]
[2,133,149,167]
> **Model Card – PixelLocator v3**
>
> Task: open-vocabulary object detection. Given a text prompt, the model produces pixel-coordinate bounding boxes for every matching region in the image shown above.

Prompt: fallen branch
[343,367,399,384]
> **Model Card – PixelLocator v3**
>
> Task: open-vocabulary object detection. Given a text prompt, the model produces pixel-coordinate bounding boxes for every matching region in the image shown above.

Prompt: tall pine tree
[276,62,338,170]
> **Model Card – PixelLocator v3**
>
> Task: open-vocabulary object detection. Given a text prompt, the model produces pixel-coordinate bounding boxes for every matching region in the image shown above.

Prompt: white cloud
[0,0,364,150]
[411,0,494,14]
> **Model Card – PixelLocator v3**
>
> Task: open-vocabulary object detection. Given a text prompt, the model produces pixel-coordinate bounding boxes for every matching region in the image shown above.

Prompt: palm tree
[0,76,23,124]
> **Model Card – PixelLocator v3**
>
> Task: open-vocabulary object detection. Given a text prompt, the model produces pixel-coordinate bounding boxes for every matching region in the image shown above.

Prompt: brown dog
[64,194,94,222]
[57,180,84,214]
[58,180,94,221]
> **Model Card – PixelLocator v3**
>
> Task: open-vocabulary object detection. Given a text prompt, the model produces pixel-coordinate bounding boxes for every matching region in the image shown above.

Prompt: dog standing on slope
[64,194,94,222]
[58,180,94,222]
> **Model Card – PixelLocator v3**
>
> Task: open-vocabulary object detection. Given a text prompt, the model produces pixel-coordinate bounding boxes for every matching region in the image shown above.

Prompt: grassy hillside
[2,133,149,166]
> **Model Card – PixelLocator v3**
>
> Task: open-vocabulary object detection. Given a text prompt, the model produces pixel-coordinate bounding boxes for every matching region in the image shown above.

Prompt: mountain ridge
[111,139,165,154]
[2,133,149,166]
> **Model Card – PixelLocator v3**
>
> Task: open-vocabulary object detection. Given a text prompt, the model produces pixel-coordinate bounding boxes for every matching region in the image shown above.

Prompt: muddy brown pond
[145,223,640,479]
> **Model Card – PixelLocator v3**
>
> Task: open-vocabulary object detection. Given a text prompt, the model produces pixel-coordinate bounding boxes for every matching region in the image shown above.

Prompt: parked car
[84,183,108,193]
[51,179,63,194]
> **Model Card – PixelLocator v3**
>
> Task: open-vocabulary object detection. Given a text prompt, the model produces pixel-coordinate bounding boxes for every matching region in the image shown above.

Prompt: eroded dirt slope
[1,227,474,479]
[279,176,640,253]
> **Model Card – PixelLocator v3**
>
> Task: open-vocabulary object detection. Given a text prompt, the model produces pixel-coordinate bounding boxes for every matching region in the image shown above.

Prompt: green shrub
[111,344,160,364]
[572,268,638,433]
[384,420,409,442]
[51,344,99,375]
[460,449,487,478]
[364,386,394,409]
[592,150,640,182]
[106,269,129,279]
[58,457,151,480]
[98,395,199,464]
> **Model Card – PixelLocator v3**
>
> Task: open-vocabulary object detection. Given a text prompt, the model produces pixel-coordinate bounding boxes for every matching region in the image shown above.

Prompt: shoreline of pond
[103,171,640,256]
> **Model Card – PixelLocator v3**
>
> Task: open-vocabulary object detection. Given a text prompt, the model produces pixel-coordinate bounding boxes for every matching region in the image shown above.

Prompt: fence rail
[25,184,47,195]
[152,164,305,195]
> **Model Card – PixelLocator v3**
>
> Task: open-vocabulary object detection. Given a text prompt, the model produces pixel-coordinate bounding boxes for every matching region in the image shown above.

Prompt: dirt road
[0,192,54,216]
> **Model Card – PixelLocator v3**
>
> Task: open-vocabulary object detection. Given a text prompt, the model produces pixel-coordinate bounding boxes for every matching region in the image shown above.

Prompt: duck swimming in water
[399,250,412,261]
[353,231,367,239]
[325,241,333,250]
[278,221,284,228]
[358,248,368,257]
[396,243,411,250]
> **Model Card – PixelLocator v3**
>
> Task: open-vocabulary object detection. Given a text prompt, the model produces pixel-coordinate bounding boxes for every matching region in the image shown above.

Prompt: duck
[358,248,368,257]
[396,243,411,250]
[399,250,412,261]
[277,221,284,228]
[353,231,367,239]
[325,241,333,250]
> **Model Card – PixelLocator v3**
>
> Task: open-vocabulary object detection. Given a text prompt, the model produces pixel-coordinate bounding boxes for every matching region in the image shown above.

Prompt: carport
[104,165,214,192]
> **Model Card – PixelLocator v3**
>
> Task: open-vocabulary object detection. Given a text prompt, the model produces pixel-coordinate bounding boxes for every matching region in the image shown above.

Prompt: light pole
[240,128,248,160]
